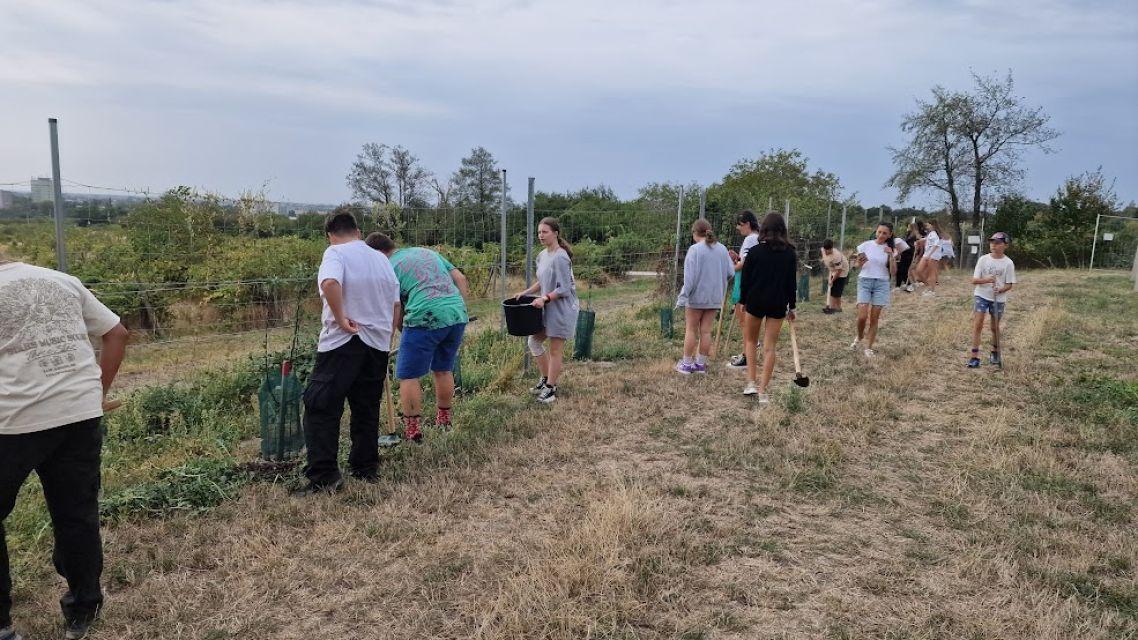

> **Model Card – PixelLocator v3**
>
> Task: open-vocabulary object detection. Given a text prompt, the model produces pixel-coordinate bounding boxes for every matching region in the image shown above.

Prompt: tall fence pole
[48,118,67,273]
[1132,242,1138,291]
[768,195,773,211]
[672,186,685,300]
[698,188,706,219]
[499,168,508,332]
[839,205,847,251]
[1089,213,1101,271]
[524,177,535,371]
[1128,240,1138,290]
[826,200,832,238]
[784,199,790,234]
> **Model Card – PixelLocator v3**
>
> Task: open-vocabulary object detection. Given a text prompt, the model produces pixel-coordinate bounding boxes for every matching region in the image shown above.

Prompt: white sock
[695,355,707,365]
[682,356,694,364]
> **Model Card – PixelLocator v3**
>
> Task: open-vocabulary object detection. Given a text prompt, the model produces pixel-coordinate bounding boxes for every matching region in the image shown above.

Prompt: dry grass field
[10,269,1137,639]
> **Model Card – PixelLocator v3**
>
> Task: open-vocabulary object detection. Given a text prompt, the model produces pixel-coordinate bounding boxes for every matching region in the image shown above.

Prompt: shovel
[788,320,809,388]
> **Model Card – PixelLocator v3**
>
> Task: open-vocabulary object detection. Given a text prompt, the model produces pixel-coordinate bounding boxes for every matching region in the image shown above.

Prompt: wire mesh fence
[0,183,871,393]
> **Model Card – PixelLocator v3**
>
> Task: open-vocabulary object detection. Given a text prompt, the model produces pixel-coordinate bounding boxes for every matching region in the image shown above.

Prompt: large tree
[451,146,504,213]
[346,142,395,205]
[1032,168,1119,268]
[389,145,432,208]
[887,71,1058,250]
[707,148,842,240]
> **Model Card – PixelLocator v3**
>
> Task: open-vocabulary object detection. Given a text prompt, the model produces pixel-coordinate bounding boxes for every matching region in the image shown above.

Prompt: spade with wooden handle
[788,320,809,388]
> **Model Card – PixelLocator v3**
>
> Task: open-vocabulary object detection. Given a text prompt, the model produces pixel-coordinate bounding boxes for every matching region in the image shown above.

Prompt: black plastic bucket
[502,296,544,336]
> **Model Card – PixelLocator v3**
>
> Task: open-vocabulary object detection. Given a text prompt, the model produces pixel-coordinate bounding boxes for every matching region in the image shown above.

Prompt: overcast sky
[2,0,1136,208]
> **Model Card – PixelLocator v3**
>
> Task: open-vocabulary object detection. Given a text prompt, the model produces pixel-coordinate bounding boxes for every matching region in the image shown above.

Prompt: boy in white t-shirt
[968,232,1017,368]
[0,256,129,640]
[297,209,400,495]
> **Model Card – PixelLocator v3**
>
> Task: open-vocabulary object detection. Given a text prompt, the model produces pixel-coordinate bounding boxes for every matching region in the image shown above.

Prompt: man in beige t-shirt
[0,259,128,640]
[821,239,850,313]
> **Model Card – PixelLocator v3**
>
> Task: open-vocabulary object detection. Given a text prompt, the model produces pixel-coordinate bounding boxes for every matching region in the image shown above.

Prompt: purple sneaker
[692,363,708,374]
[674,360,695,375]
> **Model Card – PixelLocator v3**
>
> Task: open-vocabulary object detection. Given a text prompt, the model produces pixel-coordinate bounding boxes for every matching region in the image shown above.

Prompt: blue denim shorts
[856,277,891,307]
[395,323,466,380]
[974,296,1006,317]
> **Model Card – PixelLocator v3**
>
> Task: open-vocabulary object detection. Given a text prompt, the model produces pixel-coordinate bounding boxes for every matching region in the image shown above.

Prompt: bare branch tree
[886,72,1059,249]
[346,143,394,205]
[958,71,1060,225]
[389,145,432,208]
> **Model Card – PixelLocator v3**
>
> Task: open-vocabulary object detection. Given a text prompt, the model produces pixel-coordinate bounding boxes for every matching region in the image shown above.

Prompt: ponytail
[692,218,716,246]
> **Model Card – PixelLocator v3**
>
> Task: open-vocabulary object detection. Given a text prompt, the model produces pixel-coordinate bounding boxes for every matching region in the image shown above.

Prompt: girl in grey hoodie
[674,219,734,374]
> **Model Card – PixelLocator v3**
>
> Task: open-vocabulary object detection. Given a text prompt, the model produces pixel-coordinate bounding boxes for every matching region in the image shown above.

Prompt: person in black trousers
[897,220,924,290]
[0,255,129,640]
[738,212,797,404]
[296,210,401,495]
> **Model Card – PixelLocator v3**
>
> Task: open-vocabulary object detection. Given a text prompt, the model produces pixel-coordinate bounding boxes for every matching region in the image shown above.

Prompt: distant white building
[0,190,13,209]
[31,178,54,203]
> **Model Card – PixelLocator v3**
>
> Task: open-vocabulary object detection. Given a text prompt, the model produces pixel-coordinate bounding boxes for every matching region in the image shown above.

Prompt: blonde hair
[692,218,716,246]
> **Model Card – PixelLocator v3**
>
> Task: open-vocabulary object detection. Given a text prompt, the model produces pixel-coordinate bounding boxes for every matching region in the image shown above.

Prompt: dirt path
[15,270,1136,639]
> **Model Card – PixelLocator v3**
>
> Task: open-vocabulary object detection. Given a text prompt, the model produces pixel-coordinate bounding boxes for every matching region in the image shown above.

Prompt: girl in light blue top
[675,219,734,374]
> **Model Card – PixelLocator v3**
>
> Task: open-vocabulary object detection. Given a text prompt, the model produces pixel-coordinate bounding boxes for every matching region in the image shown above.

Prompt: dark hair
[539,217,573,259]
[736,209,760,232]
[365,232,396,253]
[823,238,834,250]
[325,208,359,236]
[877,221,895,248]
[692,219,716,246]
[758,212,793,250]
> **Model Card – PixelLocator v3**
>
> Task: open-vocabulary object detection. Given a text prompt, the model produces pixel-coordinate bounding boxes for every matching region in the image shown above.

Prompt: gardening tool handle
[788,320,803,375]
[712,288,730,358]
[384,372,398,435]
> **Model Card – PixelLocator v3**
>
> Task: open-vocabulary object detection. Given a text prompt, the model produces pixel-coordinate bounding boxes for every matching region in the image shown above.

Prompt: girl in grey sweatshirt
[674,219,734,374]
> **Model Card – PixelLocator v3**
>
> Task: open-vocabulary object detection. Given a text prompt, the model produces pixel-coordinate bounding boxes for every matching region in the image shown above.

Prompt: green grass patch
[1048,374,1138,454]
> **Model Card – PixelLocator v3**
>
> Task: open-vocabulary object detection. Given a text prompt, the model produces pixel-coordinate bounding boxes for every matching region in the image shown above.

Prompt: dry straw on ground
[12,270,1137,639]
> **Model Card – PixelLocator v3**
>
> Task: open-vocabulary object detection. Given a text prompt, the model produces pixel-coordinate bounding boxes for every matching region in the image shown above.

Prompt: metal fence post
[526,177,535,286]
[525,177,535,371]
[839,205,847,251]
[672,186,684,300]
[784,198,790,234]
[826,200,832,238]
[1131,242,1138,291]
[49,118,68,273]
[698,188,706,219]
[1089,213,1101,270]
[499,168,508,332]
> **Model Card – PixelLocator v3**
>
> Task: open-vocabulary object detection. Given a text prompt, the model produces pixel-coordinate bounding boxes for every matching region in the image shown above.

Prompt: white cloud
[0,0,1134,202]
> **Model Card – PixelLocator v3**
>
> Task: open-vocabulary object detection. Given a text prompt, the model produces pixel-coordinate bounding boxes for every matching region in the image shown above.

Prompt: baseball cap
[989,232,1010,244]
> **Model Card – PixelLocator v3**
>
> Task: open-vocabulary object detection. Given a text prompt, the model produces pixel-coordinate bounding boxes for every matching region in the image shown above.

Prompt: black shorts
[745,305,788,319]
[829,276,849,298]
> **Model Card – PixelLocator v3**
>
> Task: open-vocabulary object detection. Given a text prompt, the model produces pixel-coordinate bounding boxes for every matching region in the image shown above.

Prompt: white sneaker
[757,393,770,405]
[850,339,861,351]
[743,382,758,396]
[863,348,876,357]
[905,284,915,292]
